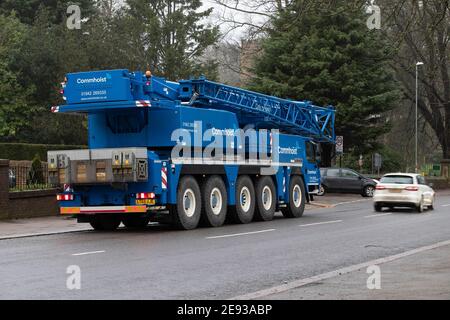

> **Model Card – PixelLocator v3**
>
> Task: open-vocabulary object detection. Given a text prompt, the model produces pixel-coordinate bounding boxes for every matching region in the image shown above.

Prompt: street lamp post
[415,61,424,173]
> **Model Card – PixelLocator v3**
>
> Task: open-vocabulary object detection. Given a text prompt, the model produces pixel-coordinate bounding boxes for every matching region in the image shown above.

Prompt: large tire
[171,175,202,230]
[282,175,306,218]
[200,175,228,227]
[89,214,121,231]
[122,215,150,229]
[254,176,276,221]
[229,175,255,224]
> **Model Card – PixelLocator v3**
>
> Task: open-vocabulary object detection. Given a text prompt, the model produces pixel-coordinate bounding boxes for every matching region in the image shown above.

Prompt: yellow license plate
[136,199,156,205]
[389,189,402,193]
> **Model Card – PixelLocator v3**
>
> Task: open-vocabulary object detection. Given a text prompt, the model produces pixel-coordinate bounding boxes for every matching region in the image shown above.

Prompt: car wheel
[374,203,382,212]
[416,199,424,213]
[363,185,375,197]
[317,184,326,196]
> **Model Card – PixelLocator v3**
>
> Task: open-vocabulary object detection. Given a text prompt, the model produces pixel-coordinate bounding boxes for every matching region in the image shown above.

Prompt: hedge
[0,143,87,161]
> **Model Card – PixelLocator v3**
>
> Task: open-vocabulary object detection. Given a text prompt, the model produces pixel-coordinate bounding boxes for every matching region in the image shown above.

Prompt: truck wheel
[254,176,276,221]
[229,175,255,224]
[171,175,201,230]
[89,214,121,231]
[282,175,306,218]
[201,175,228,227]
[122,216,150,229]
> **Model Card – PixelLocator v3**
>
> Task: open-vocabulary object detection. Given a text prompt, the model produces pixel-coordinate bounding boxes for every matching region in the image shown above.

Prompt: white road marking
[299,220,342,227]
[364,213,393,218]
[206,229,275,239]
[71,250,105,256]
[334,199,371,206]
[231,239,450,300]
[441,204,450,207]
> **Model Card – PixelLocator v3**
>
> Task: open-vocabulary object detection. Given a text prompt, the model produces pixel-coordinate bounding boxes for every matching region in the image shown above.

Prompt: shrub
[0,143,86,161]
[27,154,45,185]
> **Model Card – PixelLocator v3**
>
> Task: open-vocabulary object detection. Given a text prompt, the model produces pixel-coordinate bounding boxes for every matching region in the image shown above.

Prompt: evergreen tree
[119,0,220,80]
[250,0,400,153]
[0,14,35,140]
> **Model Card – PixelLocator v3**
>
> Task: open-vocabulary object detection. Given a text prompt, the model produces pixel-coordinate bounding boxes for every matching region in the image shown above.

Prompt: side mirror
[429,183,434,188]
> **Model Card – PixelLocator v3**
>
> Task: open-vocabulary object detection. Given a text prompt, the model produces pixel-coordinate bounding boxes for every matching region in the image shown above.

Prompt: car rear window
[380,175,414,184]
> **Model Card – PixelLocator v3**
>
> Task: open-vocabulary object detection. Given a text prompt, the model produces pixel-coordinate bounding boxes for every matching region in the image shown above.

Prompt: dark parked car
[9,169,16,188]
[319,167,377,197]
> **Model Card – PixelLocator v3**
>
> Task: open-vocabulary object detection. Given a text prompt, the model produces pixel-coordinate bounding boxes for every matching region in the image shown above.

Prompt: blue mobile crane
[48,69,335,230]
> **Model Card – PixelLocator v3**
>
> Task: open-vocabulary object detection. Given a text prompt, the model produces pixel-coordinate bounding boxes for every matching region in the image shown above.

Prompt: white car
[373,173,435,212]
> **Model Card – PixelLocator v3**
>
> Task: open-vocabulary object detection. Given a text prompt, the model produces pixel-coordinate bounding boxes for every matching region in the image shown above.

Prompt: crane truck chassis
[48,69,335,230]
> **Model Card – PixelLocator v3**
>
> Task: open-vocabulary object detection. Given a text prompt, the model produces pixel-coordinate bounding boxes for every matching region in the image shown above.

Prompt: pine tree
[250,0,400,154]
[119,0,220,80]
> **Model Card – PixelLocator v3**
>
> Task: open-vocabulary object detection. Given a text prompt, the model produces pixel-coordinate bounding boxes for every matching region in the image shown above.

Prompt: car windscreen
[380,175,413,184]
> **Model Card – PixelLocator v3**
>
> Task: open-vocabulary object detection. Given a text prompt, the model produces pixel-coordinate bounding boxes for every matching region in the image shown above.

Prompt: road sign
[336,136,343,154]
[373,153,382,169]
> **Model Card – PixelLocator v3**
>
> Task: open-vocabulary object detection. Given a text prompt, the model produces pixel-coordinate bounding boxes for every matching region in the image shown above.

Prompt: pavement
[0,216,91,240]
[263,242,450,300]
[0,191,449,299]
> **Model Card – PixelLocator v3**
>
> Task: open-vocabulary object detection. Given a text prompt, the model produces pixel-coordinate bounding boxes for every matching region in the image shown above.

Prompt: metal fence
[9,161,53,191]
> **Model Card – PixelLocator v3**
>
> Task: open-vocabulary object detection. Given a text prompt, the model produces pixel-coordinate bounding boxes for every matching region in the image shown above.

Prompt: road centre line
[299,220,342,227]
[71,250,105,256]
[231,239,450,300]
[206,229,275,239]
[441,204,450,207]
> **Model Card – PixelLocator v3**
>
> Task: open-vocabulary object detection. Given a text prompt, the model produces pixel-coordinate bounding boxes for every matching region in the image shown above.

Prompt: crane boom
[179,78,335,143]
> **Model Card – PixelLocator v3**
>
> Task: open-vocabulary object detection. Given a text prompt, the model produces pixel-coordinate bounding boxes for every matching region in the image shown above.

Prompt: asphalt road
[1,193,450,299]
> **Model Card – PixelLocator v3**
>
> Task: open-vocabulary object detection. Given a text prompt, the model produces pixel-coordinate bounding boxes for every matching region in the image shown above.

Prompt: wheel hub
[262,186,272,210]
[183,188,196,217]
[210,187,223,215]
[293,184,302,207]
[240,186,251,212]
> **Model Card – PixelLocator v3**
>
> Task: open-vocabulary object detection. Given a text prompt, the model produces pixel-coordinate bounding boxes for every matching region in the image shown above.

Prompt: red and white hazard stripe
[161,166,168,189]
[51,106,60,113]
[136,100,151,107]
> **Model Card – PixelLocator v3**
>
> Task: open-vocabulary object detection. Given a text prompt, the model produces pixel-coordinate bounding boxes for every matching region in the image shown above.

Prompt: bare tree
[382,0,450,159]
